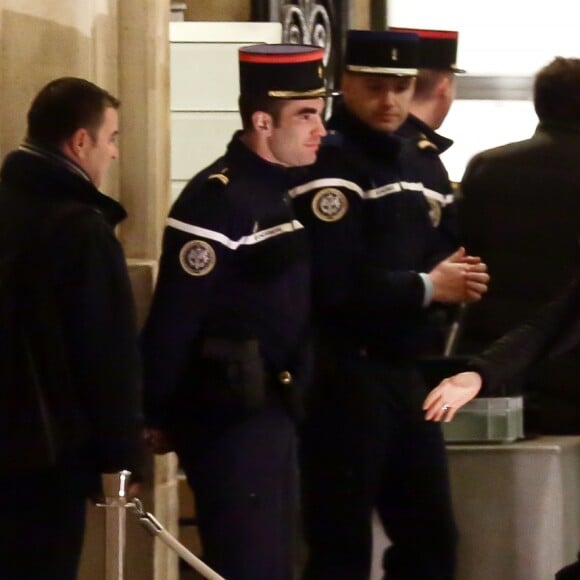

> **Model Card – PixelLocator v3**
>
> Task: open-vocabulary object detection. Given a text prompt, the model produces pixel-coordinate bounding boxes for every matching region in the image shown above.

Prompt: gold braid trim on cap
[346,64,418,76]
[268,87,327,98]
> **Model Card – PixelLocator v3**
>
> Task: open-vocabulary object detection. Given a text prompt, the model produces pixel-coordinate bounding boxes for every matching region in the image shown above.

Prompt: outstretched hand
[423,371,483,422]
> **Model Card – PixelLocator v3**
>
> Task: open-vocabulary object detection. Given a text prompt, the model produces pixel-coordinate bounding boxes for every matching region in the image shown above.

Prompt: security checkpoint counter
[447,435,580,580]
[371,436,580,579]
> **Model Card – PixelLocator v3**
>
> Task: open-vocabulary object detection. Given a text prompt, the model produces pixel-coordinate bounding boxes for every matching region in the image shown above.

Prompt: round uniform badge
[312,188,348,222]
[179,239,216,276]
[427,198,442,227]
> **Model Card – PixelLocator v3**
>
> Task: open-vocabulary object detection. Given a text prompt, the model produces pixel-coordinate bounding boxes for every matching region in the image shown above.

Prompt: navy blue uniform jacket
[291,105,449,359]
[397,113,458,255]
[142,135,310,427]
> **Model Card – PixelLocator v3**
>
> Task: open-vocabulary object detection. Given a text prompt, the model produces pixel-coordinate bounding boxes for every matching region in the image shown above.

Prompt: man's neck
[409,102,439,131]
[20,141,92,182]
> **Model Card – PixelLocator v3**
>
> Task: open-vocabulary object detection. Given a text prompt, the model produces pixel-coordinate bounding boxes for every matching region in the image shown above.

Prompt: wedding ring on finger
[441,403,451,412]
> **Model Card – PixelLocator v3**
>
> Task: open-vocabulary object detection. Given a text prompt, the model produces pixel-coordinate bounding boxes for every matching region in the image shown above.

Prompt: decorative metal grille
[252,0,346,93]
[281,1,333,66]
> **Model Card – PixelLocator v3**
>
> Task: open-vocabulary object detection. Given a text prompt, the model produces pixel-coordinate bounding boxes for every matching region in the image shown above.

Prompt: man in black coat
[0,77,143,580]
[457,57,580,433]
[423,242,580,579]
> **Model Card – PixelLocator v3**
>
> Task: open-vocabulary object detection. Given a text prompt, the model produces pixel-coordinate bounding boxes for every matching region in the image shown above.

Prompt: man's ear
[435,73,452,97]
[65,127,90,160]
[252,111,273,134]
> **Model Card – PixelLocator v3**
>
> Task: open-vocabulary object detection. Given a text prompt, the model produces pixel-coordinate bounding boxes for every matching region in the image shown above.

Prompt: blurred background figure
[394,27,466,357]
[456,56,580,434]
[395,27,465,256]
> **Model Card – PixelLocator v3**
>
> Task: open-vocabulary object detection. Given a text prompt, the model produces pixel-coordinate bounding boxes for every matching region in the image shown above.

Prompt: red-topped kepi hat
[239,44,329,99]
[389,28,465,73]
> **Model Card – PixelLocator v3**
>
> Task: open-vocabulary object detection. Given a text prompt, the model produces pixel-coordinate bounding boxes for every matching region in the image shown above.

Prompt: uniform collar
[397,114,453,153]
[227,131,294,183]
[326,103,402,159]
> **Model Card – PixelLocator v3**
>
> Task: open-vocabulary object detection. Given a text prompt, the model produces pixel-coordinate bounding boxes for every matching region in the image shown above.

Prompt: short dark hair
[414,70,453,100]
[238,94,284,131]
[26,77,120,148]
[534,57,580,123]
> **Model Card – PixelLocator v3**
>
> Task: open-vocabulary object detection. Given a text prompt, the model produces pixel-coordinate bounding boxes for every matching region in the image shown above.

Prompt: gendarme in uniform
[395,28,465,252]
[292,30,459,580]
[141,44,326,580]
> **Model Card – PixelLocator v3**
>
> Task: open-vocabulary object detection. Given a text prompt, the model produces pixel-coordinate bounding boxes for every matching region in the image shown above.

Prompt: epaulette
[417,134,439,152]
[207,167,229,186]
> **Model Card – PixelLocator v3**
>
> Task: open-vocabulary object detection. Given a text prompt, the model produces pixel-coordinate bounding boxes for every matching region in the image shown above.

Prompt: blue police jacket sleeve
[357,264,427,313]
[141,179,232,427]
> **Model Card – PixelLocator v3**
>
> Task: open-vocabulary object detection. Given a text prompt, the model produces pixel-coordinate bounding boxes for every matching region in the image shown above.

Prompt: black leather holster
[199,337,267,411]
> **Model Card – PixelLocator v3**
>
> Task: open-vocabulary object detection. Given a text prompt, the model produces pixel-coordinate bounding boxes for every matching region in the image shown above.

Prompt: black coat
[0,145,143,476]
[459,121,580,348]
[459,122,580,431]
[470,272,580,397]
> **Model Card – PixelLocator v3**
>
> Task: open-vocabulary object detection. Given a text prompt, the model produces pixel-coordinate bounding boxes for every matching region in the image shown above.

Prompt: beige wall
[0,2,118,170]
[182,0,251,21]
[352,0,371,29]
[181,0,371,28]
[117,0,170,261]
[0,0,169,260]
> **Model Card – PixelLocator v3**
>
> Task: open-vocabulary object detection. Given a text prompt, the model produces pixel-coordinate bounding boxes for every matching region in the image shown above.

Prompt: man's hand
[462,256,489,302]
[128,481,141,498]
[423,371,483,422]
[429,247,490,303]
[143,427,174,454]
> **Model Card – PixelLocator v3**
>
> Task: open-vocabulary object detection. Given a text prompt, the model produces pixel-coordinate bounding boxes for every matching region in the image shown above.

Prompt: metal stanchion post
[99,470,132,580]
[97,471,225,580]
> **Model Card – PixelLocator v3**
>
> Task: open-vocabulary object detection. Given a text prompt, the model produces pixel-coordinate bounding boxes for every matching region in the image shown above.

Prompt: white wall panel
[440,99,537,182]
[171,112,241,180]
[171,43,248,111]
[171,181,188,201]
[170,22,282,44]
[388,0,580,76]
[170,21,282,201]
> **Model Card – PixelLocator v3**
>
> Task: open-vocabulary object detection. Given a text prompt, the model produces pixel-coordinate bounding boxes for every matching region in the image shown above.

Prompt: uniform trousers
[300,347,458,580]
[0,456,92,580]
[176,405,298,580]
